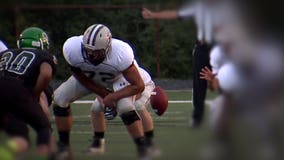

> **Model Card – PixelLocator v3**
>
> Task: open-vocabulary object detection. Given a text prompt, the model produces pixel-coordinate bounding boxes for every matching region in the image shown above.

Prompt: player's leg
[0,78,53,158]
[135,81,160,156]
[118,98,149,159]
[113,77,149,158]
[15,95,53,158]
[0,79,30,159]
[91,96,148,158]
[39,89,57,155]
[89,77,148,158]
[191,41,211,128]
[136,109,160,157]
[137,110,154,143]
[87,98,106,154]
[53,76,91,157]
[3,114,30,153]
[1,114,30,159]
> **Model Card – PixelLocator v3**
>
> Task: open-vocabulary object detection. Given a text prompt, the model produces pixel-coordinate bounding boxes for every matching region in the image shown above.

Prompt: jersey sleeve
[62,36,85,67]
[210,45,224,75]
[113,40,134,71]
[217,62,241,92]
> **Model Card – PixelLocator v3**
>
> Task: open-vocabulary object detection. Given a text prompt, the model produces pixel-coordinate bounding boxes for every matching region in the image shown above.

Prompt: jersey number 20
[0,51,35,75]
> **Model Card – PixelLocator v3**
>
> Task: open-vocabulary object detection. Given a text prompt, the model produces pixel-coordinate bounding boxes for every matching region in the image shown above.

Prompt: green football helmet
[17,27,49,50]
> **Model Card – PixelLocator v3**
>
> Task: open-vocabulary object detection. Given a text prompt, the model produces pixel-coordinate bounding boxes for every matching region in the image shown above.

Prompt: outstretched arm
[141,7,179,19]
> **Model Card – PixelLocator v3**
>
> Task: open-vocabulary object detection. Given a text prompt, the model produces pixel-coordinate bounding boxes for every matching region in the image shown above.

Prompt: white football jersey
[0,40,8,52]
[63,36,151,89]
[209,45,241,92]
[209,45,227,74]
[217,62,241,93]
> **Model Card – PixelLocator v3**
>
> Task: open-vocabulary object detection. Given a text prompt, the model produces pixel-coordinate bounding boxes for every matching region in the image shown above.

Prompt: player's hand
[103,93,117,108]
[142,7,154,19]
[200,66,215,81]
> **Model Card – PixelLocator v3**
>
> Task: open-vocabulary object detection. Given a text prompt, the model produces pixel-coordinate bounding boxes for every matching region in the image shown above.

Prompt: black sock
[144,130,154,146]
[94,131,104,139]
[91,132,105,147]
[134,137,147,156]
[58,131,70,146]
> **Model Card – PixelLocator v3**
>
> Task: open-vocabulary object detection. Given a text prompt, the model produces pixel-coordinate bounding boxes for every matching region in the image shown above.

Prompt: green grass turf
[26,90,218,160]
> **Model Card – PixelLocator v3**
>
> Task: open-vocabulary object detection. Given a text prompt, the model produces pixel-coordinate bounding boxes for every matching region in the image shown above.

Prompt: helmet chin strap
[17,40,20,48]
[40,39,43,50]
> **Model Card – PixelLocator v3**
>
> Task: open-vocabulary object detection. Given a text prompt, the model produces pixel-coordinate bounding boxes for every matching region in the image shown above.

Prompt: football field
[30,90,216,160]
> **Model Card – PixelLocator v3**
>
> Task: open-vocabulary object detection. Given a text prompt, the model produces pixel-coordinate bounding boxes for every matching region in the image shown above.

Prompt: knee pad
[53,104,71,117]
[120,110,140,126]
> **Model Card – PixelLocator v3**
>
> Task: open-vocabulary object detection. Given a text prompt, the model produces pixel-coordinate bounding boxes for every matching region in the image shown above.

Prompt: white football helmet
[82,24,112,65]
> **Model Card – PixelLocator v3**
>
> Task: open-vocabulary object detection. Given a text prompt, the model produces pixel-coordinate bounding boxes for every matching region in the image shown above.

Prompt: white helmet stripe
[86,24,98,44]
[88,24,104,46]
[83,24,112,52]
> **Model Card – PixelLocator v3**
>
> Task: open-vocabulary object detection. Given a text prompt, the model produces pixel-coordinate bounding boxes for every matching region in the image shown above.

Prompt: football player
[199,45,235,132]
[0,36,57,159]
[0,27,56,159]
[53,24,158,159]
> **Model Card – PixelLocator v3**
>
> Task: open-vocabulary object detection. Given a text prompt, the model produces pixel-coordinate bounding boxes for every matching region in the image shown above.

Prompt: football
[150,86,168,116]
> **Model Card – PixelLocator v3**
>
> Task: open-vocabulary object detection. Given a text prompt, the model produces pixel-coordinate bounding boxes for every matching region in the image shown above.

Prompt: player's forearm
[151,10,179,19]
[208,78,219,92]
[87,83,110,98]
[114,63,145,100]
[102,83,144,108]
[39,92,51,119]
[72,70,110,98]
[142,7,179,19]
[110,83,145,102]
[33,63,53,100]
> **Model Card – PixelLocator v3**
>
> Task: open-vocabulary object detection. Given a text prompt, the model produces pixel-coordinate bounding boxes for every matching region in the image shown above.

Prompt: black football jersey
[0,48,56,89]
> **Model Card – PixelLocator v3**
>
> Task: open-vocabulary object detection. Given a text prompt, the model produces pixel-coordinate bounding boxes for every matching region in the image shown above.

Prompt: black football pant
[192,41,212,124]
[0,77,51,145]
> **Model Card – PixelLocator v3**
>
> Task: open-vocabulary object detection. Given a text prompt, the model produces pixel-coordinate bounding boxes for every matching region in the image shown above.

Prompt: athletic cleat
[147,144,162,158]
[56,142,72,160]
[137,146,150,160]
[189,118,202,128]
[145,138,161,158]
[85,138,105,155]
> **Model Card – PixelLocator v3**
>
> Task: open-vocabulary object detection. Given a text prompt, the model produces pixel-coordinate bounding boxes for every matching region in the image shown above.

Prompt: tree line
[0,0,196,80]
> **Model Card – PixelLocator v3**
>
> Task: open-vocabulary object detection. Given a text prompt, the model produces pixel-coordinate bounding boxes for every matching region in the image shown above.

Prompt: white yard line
[73,100,193,104]
[72,100,212,104]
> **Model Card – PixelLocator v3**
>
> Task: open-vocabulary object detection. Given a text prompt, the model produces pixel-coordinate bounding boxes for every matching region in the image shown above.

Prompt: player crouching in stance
[0,27,56,159]
[53,24,159,159]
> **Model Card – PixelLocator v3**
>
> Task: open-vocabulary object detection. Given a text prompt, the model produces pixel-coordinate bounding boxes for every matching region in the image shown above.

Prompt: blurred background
[1,1,284,159]
[0,0,196,87]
